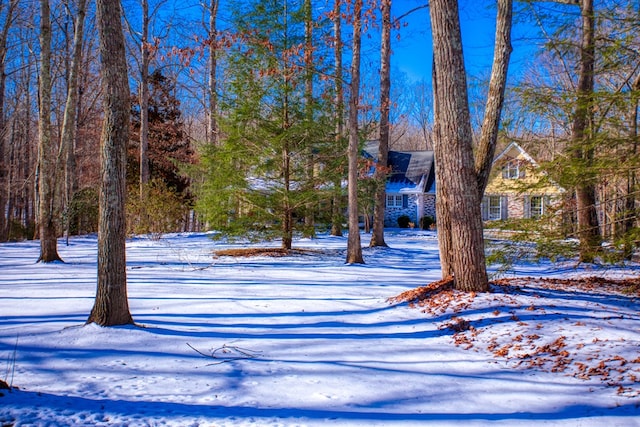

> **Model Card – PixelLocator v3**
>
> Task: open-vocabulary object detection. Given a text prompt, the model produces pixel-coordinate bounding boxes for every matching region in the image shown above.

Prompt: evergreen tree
[193,0,335,248]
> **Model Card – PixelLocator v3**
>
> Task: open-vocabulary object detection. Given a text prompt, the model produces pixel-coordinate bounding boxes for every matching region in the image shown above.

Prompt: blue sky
[391,1,540,83]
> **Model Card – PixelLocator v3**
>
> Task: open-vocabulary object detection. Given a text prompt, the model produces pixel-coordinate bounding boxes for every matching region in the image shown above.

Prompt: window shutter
[519,163,526,178]
[544,195,551,215]
[501,196,508,220]
[481,197,489,221]
[402,194,408,208]
[523,195,530,218]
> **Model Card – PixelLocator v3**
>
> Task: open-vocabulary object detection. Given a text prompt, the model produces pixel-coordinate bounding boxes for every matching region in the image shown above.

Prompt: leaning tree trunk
[346,0,364,264]
[475,0,513,195]
[430,0,487,292]
[87,0,133,326]
[37,0,62,263]
[370,0,391,248]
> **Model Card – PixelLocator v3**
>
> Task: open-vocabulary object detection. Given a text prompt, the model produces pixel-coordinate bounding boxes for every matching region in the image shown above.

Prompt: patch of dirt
[390,275,640,397]
[213,247,324,258]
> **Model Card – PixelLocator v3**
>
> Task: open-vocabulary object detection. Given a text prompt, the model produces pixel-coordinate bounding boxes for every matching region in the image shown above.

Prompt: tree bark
[303,0,315,237]
[87,0,133,326]
[430,0,487,291]
[370,0,391,248]
[330,0,344,237]
[475,0,513,195]
[0,0,17,242]
[346,0,364,264]
[60,0,87,244]
[572,0,600,263]
[207,0,219,146]
[37,0,62,263]
[139,0,150,198]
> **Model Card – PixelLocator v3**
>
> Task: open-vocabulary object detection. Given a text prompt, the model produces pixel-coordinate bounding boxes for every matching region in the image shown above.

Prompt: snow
[1,230,639,427]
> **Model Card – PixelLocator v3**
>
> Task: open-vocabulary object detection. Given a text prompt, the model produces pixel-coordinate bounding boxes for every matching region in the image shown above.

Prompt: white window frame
[488,196,502,220]
[502,160,520,180]
[529,195,544,218]
[386,194,403,208]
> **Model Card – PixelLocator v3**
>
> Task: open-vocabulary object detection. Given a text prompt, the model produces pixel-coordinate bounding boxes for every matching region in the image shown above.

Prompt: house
[364,142,436,227]
[482,142,565,221]
[363,141,561,229]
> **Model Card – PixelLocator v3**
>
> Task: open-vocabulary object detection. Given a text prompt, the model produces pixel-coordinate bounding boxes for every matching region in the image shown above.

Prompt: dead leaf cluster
[391,275,640,397]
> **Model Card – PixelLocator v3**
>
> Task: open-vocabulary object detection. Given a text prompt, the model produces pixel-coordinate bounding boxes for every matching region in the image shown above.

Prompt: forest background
[0,0,638,274]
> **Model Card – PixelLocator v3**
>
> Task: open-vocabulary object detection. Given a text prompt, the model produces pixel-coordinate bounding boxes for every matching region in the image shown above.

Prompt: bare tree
[37,0,62,263]
[346,0,364,264]
[0,0,18,242]
[87,0,133,326]
[60,0,88,244]
[206,0,219,146]
[138,0,150,197]
[330,0,344,237]
[369,0,391,248]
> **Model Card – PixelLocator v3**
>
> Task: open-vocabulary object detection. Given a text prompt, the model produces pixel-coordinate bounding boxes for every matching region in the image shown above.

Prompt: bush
[66,188,99,235]
[397,215,411,228]
[127,180,188,239]
[420,216,435,230]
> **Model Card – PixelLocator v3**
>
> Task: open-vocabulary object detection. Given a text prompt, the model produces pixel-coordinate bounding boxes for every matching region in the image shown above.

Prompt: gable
[486,142,564,195]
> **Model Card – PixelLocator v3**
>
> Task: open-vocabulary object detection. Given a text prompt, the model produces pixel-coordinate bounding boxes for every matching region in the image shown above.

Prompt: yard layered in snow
[0,230,639,426]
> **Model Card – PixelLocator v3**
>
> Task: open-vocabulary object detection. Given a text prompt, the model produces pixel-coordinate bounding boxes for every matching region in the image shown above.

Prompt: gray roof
[364,141,435,191]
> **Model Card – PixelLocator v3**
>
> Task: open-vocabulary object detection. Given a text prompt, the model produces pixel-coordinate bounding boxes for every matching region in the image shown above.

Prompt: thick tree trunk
[430,0,487,291]
[346,0,364,264]
[87,0,133,326]
[330,0,344,237]
[37,0,62,263]
[572,0,600,263]
[370,0,391,248]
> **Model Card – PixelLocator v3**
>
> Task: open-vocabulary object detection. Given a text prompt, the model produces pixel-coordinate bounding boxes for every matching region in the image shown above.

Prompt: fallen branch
[187,343,262,365]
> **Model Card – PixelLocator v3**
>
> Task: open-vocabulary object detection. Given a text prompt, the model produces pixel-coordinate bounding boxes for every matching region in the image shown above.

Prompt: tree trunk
[475,0,513,195]
[0,0,17,242]
[572,0,600,263]
[139,0,150,198]
[346,0,364,264]
[370,0,391,248]
[430,0,487,291]
[87,0,133,326]
[207,0,219,146]
[60,0,87,244]
[330,0,344,237]
[303,0,315,237]
[281,0,293,250]
[37,0,62,263]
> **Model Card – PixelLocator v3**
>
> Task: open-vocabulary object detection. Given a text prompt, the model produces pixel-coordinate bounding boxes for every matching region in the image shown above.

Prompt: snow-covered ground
[0,230,638,427]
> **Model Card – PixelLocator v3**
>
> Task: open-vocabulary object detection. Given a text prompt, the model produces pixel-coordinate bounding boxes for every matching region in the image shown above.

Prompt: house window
[529,196,544,218]
[502,160,523,179]
[488,196,502,220]
[386,194,404,208]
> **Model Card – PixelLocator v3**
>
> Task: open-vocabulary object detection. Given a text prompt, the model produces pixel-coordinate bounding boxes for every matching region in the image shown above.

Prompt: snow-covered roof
[364,141,435,194]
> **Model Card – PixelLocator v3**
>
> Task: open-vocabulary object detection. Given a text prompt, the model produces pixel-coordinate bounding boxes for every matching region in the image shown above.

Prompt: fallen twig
[187,343,262,365]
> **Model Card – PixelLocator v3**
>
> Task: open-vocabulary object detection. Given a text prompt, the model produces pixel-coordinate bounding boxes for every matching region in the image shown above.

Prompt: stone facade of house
[384,194,437,228]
